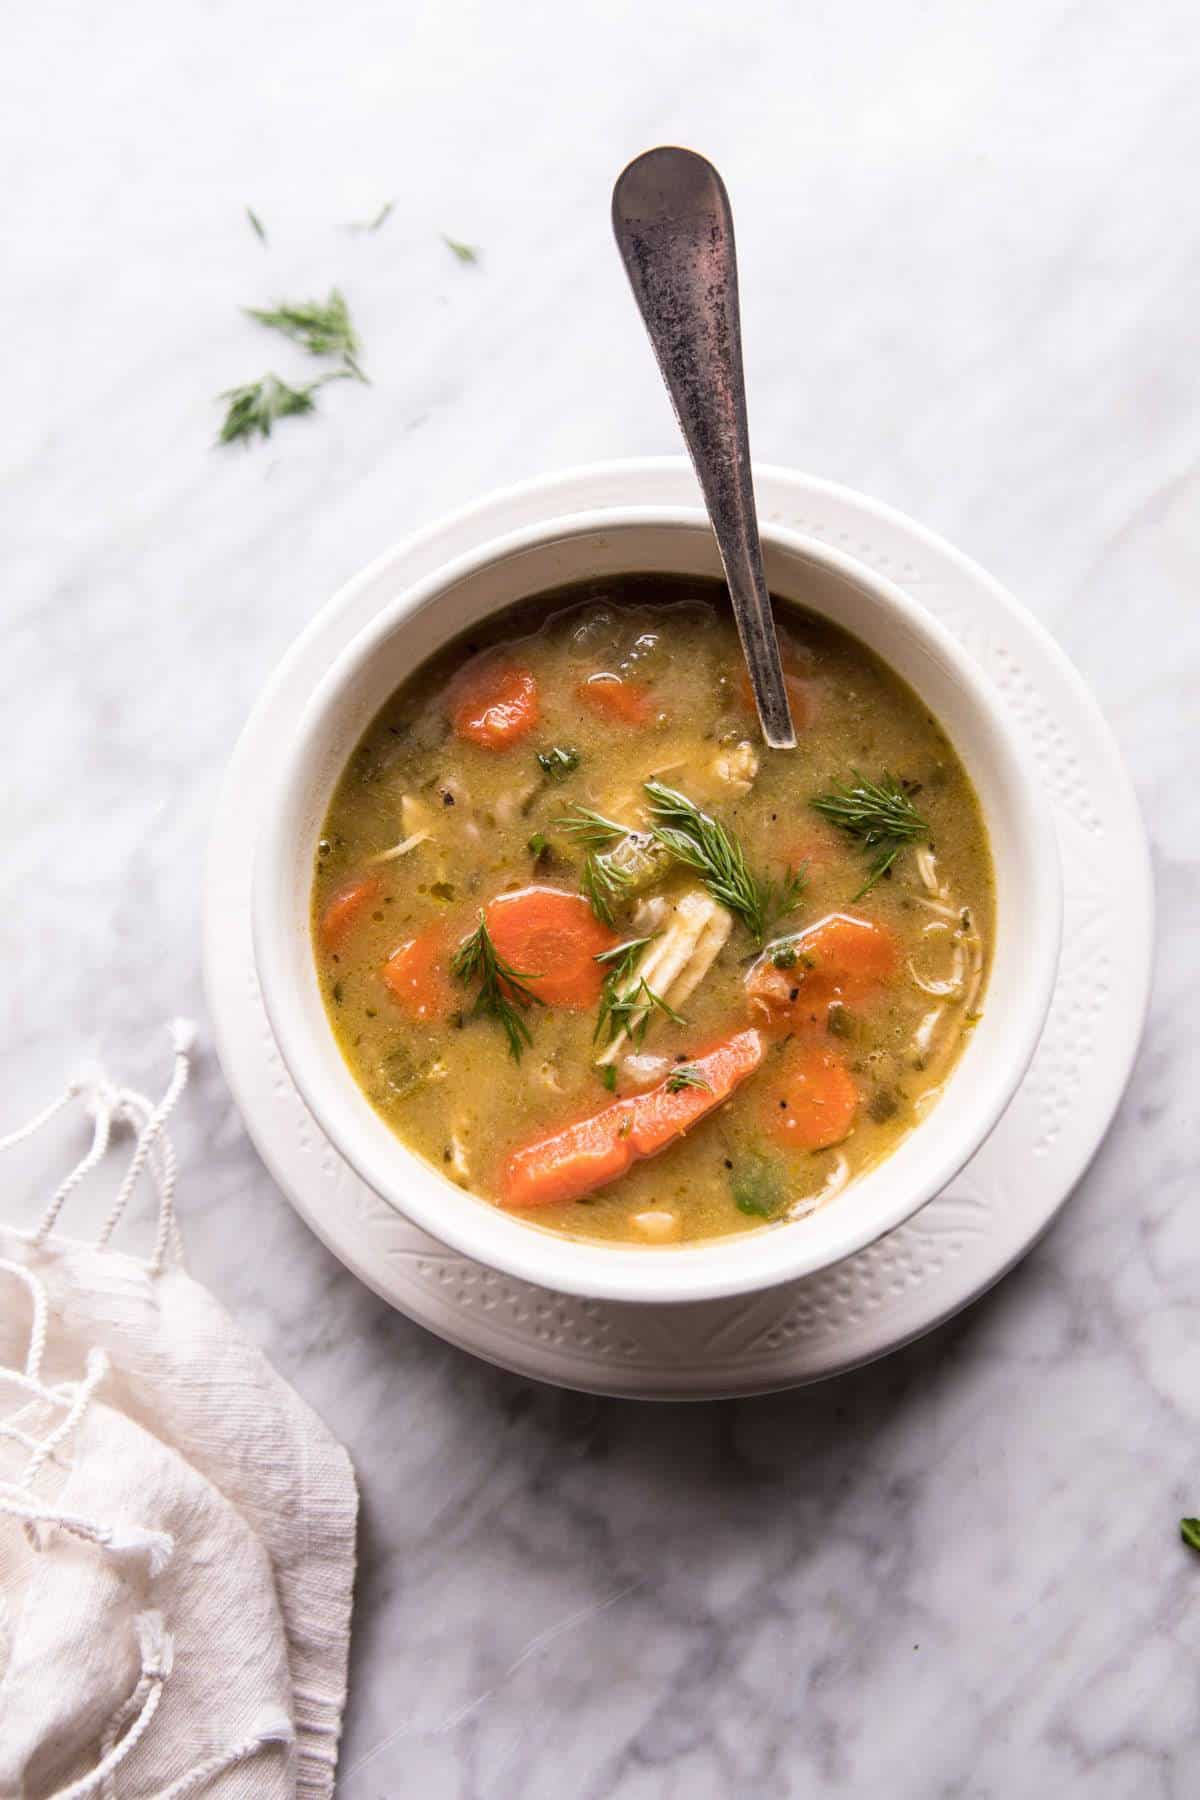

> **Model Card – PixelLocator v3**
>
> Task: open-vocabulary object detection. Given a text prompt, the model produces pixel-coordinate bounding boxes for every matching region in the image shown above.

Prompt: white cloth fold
[0,1026,357,1798]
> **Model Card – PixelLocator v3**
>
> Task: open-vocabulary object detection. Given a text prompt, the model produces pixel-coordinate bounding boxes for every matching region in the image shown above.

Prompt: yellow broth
[311,576,993,1245]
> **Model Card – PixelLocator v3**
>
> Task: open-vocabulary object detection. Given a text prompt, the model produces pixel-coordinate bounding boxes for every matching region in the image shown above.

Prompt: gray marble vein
[2,0,1198,1792]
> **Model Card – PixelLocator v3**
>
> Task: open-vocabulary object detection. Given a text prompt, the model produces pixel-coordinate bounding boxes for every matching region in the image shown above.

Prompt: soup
[312,575,993,1245]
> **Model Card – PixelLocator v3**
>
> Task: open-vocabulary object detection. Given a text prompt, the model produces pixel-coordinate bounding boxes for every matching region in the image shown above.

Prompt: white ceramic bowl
[253,507,1061,1305]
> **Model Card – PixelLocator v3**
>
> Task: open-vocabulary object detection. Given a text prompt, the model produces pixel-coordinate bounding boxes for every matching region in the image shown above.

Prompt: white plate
[203,459,1153,1399]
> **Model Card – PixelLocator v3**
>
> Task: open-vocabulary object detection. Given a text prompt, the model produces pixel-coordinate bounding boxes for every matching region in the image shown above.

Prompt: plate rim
[203,456,1154,1399]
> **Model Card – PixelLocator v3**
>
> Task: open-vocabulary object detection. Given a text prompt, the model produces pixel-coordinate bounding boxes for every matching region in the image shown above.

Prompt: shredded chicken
[712,739,759,794]
[370,829,431,864]
[401,793,441,841]
[908,922,984,1092]
[494,782,540,828]
[916,845,942,894]
[668,905,733,1011]
[620,1052,671,1090]
[914,848,963,920]
[917,897,963,923]
[905,849,985,1070]
[595,886,733,1065]
[960,920,985,1018]
[631,894,670,934]
[907,921,967,997]
[445,1131,471,1182]
[635,738,760,807]
[384,791,463,873]
[911,1006,945,1064]
[630,1209,682,1244]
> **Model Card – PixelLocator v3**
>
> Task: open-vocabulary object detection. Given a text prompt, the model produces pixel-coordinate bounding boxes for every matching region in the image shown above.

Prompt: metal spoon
[612,146,796,750]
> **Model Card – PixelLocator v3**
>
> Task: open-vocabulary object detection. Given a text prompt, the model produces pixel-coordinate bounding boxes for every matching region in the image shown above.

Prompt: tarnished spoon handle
[612,146,795,749]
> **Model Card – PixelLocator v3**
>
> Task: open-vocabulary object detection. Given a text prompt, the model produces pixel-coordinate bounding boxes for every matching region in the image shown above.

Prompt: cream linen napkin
[0,1024,357,1797]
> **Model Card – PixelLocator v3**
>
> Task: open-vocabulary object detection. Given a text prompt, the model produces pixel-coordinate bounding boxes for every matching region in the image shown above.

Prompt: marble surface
[4,1,1197,1792]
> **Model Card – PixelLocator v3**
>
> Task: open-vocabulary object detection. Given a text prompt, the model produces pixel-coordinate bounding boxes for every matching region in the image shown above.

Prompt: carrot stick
[503,1111,634,1209]
[500,1028,763,1209]
[381,925,454,1021]
[319,875,381,949]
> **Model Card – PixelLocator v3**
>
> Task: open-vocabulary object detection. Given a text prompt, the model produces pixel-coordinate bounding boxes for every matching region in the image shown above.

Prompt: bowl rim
[252,503,1062,1305]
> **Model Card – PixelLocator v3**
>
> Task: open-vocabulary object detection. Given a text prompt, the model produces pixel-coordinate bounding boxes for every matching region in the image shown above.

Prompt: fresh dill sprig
[554,804,628,849]
[810,771,929,899]
[643,779,804,945]
[556,803,636,923]
[245,288,366,380]
[348,200,394,233]
[1181,1517,1200,1553]
[216,370,349,446]
[666,1064,711,1094]
[443,234,480,264]
[246,206,267,244]
[761,865,808,937]
[580,850,635,926]
[450,912,544,1062]
[594,935,657,969]
[602,979,684,1047]
[593,936,673,1048]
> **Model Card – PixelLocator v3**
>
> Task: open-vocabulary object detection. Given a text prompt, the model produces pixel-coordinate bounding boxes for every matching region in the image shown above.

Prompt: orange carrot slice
[319,875,381,950]
[484,886,616,1009]
[381,925,454,1022]
[500,1028,764,1209]
[577,673,653,726]
[761,1041,858,1151]
[799,912,899,1002]
[747,911,899,1031]
[450,665,539,748]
